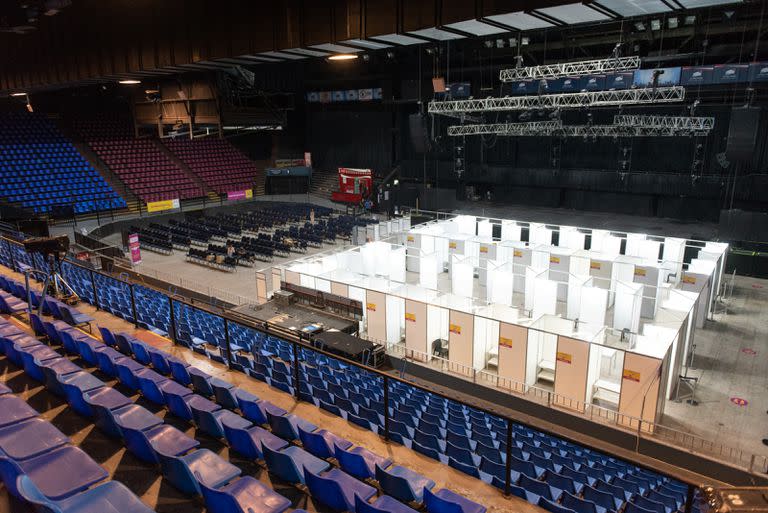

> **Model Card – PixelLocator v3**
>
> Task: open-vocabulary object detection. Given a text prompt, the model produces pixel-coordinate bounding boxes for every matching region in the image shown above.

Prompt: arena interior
[0,1,767,513]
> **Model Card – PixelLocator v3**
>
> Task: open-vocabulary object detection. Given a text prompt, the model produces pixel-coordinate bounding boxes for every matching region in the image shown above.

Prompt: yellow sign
[366,302,376,312]
[407,235,415,242]
[449,241,457,249]
[513,250,523,258]
[682,275,697,285]
[622,369,641,382]
[479,246,489,254]
[405,312,416,322]
[634,267,647,277]
[590,260,601,270]
[146,198,180,213]
[449,323,461,335]
[550,256,561,264]
[499,336,513,348]
[556,352,572,364]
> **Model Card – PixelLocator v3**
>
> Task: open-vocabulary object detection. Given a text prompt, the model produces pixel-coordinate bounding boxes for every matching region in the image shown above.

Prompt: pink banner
[227,189,253,201]
[128,233,141,265]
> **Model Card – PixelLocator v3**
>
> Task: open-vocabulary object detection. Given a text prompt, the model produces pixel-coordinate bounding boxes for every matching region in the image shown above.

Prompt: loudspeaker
[726,107,760,163]
[409,114,430,153]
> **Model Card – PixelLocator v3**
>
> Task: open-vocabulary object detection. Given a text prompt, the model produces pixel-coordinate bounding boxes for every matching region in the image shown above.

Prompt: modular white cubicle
[272,213,726,429]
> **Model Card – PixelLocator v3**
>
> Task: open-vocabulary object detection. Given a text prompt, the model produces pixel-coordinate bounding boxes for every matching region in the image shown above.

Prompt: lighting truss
[499,56,641,81]
[447,121,562,136]
[613,115,714,131]
[428,87,686,115]
[446,123,708,138]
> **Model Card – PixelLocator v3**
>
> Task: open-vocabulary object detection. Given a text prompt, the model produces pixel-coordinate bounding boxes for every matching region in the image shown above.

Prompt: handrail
[1,233,765,484]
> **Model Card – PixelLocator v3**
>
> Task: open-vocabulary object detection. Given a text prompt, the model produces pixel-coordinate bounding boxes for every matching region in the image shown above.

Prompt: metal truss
[447,121,562,136]
[428,87,686,115]
[446,123,707,138]
[613,115,715,131]
[499,56,641,81]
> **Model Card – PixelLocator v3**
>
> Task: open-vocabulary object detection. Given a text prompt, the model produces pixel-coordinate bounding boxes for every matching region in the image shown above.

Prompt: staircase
[54,119,141,212]
[152,139,213,198]
[252,160,269,196]
[309,169,339,197]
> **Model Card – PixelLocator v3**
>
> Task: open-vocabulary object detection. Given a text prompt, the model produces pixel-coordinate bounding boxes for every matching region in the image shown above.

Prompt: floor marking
[741,348,757,356]
[730,397,748,406]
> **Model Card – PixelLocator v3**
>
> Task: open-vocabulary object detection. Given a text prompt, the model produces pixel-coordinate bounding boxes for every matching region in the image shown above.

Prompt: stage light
[634,21,646,31]
[328,53,358,61]
[650,19,661,31]
[10,92,27,97]
[667,17,678,29]
[393,179,399,185]
[684,15,696,25]
[521,37,530,46]
[119,79,141,84]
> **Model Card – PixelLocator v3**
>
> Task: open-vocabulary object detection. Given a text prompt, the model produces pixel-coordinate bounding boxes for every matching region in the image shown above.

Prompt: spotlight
[650,19,661,31]
[327,54,358,61]
[495,39,505,48]
[10,92,27,97]
[484,40,494,48]
[119,79,141,85]
[684,15,696,25]
[385,50,395,60]
[521,37,530,46]
[634,21,646,31]
[667,17,678,29]
[509,38,517,47]
[393,179,399,186]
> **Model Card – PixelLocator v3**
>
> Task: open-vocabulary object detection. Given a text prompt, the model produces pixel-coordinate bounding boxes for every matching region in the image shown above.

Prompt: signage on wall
[513,250,523,258]
[550,256,560,264]
[366,302,377,312]
[407,235,415,242]
[681,275,697,285]
[227,189,253,201]
[622,369,641,382]
[449,323,462,335]
[449,241,457,249]
[405,312,416,322]
[590,260,601,270]
[146,198,180,213]
[556,352,572,364]
[479,246,489,254]
[499,336,513,348]
[634,267,647,277]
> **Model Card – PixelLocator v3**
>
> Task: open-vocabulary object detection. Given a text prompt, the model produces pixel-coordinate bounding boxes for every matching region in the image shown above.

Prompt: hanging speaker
[726,107,760,163]
[409,113,430,153]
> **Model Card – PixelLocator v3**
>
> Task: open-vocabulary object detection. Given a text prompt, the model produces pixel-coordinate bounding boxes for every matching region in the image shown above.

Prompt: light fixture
[393,179,399,185]
[667,17,678,29]
[484,40,494,48]
[634,21,646,31]
[10,92,27,97]
[650,19,661,31]
[327,53,358,61]
[684,15,696,25]
[119,79,141,84]
[521,37,530,46]
[495,38,505,48]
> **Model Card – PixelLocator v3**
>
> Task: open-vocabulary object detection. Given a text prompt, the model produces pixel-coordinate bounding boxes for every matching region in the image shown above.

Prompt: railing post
[504,418,513,497]
[223,319,234,368]
[129,283,138,328]
[168,296,177,343]
[90,269,100,310]
[683,484,696,513]
[383,374,390,441]
[292,340,301,400]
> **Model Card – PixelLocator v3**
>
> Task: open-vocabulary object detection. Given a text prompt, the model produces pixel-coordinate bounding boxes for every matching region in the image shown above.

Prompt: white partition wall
[427,305,449,357]
[530,223,552,245]
[487,262,514,305]
[405,299,428,360]
[618,352,663,431]
[553,336,590,412]
[365,290,387,342]
[533,277,558,318]
[473,316,500,370]
[420,252,439,290]
[560,227,585,250]
[662,237,686,283]
[455,215,477,235]
[498,322,528,393]
[406,233,421,272]
[386,295,405,344]
[478,220,493,238]
[614,281,643,333]
[567,275,593,320]
[580,286,608,326]
[501,220,522,242]
[448,309,474,376]
[451,255,474,298]
[390,247,407,283]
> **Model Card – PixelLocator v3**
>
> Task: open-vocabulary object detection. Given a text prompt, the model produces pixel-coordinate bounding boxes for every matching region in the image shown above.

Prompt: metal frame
[447,120,562,136]
[446,123,709,138]
[500,56,641,81]
[613,115,715,131]
[428,87,686,114]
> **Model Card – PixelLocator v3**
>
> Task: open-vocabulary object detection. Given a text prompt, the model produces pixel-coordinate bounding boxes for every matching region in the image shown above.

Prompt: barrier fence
[0,234,766,499]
